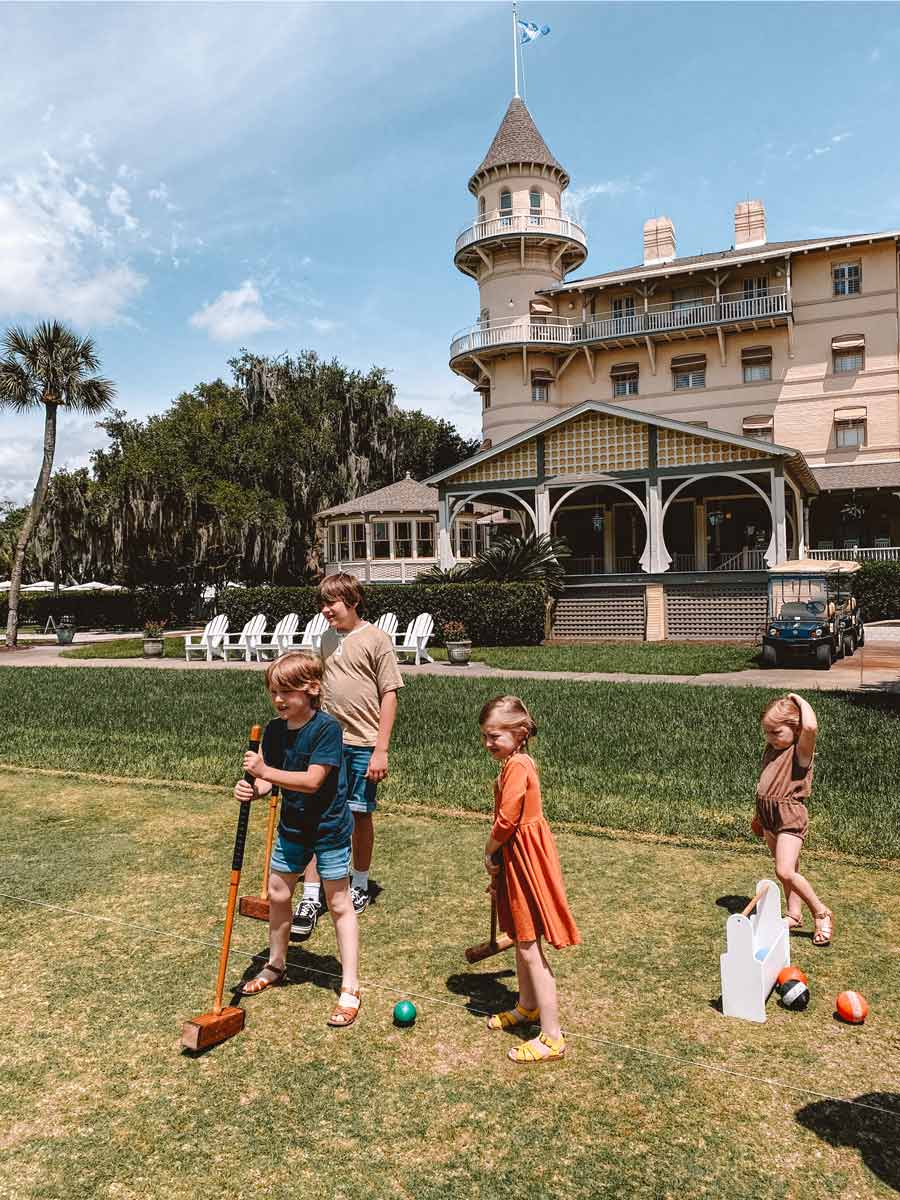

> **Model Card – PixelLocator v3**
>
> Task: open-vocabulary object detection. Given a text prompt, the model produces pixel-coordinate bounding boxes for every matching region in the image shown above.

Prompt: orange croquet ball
[777,966,808,990]
[835,991,869,1024]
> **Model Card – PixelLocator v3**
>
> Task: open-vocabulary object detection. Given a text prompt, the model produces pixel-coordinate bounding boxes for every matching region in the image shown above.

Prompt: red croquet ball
[777,966,808,990]
[836,991,869,1024]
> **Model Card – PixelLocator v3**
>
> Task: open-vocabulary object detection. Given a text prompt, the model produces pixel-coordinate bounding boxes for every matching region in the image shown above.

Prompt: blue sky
[3,0,900,503]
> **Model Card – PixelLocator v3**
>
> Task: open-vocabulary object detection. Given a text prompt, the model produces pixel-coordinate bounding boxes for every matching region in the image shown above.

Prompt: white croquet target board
[720,878,790,1023]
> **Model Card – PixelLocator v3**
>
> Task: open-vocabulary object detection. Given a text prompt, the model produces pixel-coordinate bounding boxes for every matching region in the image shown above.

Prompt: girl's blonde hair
[761,695,800,731]
[479,695,538,747]
[265,652,323,707]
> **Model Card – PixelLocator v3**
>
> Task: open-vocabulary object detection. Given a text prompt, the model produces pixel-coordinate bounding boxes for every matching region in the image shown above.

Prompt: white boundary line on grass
[1,889,898,1122]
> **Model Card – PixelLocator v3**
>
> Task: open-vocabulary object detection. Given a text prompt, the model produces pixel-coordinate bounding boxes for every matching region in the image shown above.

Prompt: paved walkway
[3,625,899,691]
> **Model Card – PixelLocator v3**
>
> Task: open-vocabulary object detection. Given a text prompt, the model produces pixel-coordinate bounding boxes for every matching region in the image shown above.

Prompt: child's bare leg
[517,939,561,1040]
[764,830,801,922]
[303,858,321,889]
[261,870,297,975]
[352,812,374,873]
[322,876,359,992]
[774,834,827,920]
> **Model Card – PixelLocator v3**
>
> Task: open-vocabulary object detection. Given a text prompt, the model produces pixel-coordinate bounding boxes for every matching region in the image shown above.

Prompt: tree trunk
[6,403,58,649]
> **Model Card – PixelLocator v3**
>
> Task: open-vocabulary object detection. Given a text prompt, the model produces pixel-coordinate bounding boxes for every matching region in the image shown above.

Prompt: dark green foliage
[220,580,546,646]
[420,532,570,597]
[0,587,194,630]
[854,560,900,620]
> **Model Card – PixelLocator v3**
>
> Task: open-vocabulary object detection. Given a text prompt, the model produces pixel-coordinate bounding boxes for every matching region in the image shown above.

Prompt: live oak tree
[0,322,115,648]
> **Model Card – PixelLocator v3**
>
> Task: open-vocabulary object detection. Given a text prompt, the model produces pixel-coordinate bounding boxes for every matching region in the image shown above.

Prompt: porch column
[771,471,788,565]
[642,479,672,573]
[802,500,811,557]
[364,521,373,562]
[535,485,550,537]
[437,497,455,569]
[694,501,708,571]
[603,506,615,573]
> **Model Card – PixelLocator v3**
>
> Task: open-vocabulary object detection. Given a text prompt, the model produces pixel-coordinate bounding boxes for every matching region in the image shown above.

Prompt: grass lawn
[0,667,898,861]
[62,635,185,660]
[1,772,897,1199]
[433,641,760,674]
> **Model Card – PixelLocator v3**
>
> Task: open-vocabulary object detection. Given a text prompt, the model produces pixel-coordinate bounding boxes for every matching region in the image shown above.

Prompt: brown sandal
[813,909,834,947]
[327,989,362,1027]
[786,914,804,931]
[241,963,286,995]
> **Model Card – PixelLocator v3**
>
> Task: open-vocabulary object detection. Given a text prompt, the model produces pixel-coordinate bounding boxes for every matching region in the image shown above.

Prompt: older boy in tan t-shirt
[291,573,403,938]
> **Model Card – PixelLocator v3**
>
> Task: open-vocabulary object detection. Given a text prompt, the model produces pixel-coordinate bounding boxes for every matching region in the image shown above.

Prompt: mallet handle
[260,786,279,899]
[213,724,262,1015]
[740,889,768,918]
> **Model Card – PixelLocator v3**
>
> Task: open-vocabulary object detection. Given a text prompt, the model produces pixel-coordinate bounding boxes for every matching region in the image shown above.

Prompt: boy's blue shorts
[343,745,378,814]
[270,837,351,879]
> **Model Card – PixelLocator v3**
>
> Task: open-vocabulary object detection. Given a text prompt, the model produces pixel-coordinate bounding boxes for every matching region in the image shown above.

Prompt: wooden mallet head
[464,933,514,964]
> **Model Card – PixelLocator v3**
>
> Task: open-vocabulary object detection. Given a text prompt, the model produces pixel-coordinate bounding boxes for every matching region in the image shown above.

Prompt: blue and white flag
[518,19,550,46]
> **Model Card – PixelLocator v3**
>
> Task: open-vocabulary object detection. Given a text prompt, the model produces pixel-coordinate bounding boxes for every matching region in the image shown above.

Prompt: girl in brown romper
[753,692,834,946]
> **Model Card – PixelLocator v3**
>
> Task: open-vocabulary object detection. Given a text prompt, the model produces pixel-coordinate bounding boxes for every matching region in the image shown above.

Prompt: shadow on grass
[234,944,345,997]
[715,893,753,914]
[825,690,900,715]
[445,967,517,1018]
[795,1093,900,1193]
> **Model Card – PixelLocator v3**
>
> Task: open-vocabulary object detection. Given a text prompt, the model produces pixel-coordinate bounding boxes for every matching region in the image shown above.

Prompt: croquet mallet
[239,784,279,921]
[181,724,261,1052]
[464,856,514,963]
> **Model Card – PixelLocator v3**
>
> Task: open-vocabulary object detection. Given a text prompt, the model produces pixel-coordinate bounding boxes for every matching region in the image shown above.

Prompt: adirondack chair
[395,613,435,666]
[221,613,268,662]
[255,612,300,661]
[280,612,330,654]
[373,612,399,641]
[184,614,229,662]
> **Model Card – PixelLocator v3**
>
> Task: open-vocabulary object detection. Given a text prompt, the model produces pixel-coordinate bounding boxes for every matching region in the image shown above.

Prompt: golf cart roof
[768,559,862,576]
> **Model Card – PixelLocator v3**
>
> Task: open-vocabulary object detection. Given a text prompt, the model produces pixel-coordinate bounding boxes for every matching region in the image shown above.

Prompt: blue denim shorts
[343,745,378,814]
[270,837,351,879]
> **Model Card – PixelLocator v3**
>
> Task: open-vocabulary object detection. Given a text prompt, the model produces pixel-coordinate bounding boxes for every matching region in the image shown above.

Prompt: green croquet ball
[393,999,417,1026]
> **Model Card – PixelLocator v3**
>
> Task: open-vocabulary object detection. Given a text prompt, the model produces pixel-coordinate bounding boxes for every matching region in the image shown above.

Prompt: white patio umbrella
[20,580,56,592]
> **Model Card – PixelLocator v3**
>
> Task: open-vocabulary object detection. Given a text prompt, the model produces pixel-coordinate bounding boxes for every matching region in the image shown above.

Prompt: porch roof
[811,461,900,492]
[424,400,819,495]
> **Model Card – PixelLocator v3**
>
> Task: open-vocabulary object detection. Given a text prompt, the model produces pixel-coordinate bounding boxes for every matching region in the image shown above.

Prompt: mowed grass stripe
[1,666,898,859]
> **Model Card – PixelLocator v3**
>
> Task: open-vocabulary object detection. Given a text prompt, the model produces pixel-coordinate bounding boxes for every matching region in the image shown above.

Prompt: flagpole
[512,2,519,98]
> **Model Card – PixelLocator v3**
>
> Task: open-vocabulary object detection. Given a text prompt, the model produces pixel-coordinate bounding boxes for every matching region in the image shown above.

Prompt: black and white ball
[780,980,810,1010]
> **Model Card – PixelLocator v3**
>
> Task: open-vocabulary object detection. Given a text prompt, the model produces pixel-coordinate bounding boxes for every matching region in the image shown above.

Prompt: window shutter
[671,353,707,370]
[833,406,867,422]
[832,334,865,351]
[741,345,773,364]
[610,361,640,377]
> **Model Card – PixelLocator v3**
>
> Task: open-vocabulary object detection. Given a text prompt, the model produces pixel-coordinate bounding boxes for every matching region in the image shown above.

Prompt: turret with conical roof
[450,98,588,445]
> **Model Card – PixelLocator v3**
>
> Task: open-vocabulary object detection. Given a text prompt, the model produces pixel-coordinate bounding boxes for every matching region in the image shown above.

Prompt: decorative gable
[453,441,538,484]
[545,413,648,474]
[656,428,768,468]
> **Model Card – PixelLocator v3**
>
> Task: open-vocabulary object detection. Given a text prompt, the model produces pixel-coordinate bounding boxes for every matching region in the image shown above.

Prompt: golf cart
[761,560,864,670]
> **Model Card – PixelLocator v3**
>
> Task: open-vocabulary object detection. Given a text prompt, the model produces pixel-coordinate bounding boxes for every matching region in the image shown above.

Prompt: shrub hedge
[854,560,900,621]
[220,581,546,646]
[0,587,195,631]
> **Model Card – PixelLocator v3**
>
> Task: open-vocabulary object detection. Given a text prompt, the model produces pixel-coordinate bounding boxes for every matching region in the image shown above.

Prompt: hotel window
[742,345,772,383]
[479,385,491,409]
[479,195,486,220]
[351,524,367,560]
[611,362,639,397]
[672,354,706,390]
[327,526,337,561]
[612,295,636,327]
[372,520,390,559]
[416,520,434,558]
[531,371,552,403]
[832,261,861,296]
[834,409,867,449]
[337,523,350,561]
[476,522,491,552]
[457,521,474,558]
[743,276,769,300]
[500,189,512,226]
[742,415,774,442]
[671,285,704,313]
[832,334,865,374]
[529,190,542,225]
[394,520,412,558]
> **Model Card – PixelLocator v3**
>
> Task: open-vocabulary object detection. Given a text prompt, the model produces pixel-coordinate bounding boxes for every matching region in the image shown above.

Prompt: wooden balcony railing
[455,209,587,256]
[808,546,900,562]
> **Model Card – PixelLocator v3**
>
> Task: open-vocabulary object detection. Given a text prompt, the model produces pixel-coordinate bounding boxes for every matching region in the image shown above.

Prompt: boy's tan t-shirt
[320,623,404,747]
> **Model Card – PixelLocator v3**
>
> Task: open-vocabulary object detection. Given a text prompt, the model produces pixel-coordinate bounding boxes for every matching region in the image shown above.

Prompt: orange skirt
[497,820,580,949]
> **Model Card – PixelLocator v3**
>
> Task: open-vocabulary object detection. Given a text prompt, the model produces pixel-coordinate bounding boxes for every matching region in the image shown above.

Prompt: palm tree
[0,322,115,648]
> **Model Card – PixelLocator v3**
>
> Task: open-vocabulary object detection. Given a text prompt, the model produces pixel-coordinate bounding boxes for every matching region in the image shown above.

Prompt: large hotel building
[321,97,900,638]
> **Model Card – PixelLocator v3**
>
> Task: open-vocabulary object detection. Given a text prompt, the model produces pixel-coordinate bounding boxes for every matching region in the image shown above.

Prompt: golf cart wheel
[815,643,832,670]
[844,634,855,657]
[834,635,844,660]
[858,626,865,647]
[761,644,779,668]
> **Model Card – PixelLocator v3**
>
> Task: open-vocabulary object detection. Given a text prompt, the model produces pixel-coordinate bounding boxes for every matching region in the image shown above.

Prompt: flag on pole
[518,19,550,46]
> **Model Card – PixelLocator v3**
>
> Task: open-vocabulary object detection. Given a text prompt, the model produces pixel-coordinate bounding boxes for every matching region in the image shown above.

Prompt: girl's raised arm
[789,692,818,768]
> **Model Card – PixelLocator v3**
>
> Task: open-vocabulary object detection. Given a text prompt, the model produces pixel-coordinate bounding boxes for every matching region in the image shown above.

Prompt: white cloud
[189,280,276,341]
[77,132,103,171]
[808,146,831,159]
[831,132,852,144]
[0,416,108,504]
[107,183,138,231]
[40,104,55,125]
[117,162,139,182]
[566,179,641,222]
[148,181,178,212]
[0,165,146,325]
[309,317,341,335]
[869,48,881,63]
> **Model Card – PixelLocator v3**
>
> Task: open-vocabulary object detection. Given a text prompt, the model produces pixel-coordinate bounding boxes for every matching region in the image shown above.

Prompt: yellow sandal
[486,1003,539,1030]
[508,1032,566,1064]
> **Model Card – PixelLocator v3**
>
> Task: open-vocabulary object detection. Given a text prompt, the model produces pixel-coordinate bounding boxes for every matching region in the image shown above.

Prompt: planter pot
[56,626,76,645]
[143,638,165,658]
[446,640,472,666]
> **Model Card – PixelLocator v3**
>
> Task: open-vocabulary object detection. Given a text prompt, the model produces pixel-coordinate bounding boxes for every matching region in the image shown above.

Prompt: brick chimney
[734,200,766,249]
[643,217,676,265]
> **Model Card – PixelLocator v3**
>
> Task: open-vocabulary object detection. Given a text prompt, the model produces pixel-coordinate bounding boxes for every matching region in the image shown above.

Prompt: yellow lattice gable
[544,413,648,475]
[656,428,767,468]
[454,440,538,484]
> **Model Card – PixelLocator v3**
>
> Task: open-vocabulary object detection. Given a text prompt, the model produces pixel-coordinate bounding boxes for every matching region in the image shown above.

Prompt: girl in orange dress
[480,695,580,1064]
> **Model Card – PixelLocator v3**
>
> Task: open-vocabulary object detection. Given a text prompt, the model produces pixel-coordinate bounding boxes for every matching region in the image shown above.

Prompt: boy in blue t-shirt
[235,651,361,1027]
